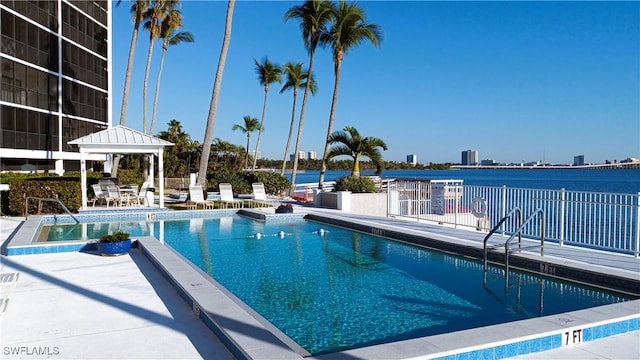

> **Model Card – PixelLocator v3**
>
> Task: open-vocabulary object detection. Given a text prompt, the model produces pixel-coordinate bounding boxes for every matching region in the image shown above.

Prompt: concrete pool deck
[1,212,639,359]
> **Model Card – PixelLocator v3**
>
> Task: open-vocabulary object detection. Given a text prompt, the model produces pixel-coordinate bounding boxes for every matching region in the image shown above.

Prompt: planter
[275,208,293,214]
[97,239,132,256]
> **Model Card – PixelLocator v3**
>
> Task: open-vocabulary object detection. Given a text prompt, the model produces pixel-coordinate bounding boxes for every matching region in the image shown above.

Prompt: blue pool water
[42,215,632,355]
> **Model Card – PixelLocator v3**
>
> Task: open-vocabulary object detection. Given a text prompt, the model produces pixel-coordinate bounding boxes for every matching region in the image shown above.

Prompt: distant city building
[461,150,478,165]
[307,151,317,160]
[406,154,417,166]
[480,159,496,166]
[573,155,585,166]
[290,151,307,161]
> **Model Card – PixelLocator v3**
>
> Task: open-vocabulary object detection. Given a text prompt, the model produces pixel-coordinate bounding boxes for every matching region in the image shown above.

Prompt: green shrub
[334,176,377,193]
[8,177,82,215]
[99,230,130,243]
[244,171,290,195]
[206,169,290,195]
[207,169,251,194]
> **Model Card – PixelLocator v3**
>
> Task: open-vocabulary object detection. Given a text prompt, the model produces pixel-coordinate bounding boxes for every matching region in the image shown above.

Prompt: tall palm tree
[318,0,382,188]
[232,116,260,169]
[279,62,316,176]
[116,0,149,127]
[327,126,387,177]
[197,0,235,187]
[112,0,150,176]
[142,0,179,134]
[150,9,194,134]
[284,0,335,194]
[252,57,282,170]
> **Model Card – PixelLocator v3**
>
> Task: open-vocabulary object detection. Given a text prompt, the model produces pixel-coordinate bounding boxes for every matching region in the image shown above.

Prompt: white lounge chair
[219,183,244,208]
[187,184,215,209]
[105,185,123,207]
[251,182,278,207]
[90,184,107,206]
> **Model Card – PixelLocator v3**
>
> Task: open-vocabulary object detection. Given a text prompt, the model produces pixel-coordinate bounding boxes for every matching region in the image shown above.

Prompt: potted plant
[275,203,293,214]
[98,230,131,256]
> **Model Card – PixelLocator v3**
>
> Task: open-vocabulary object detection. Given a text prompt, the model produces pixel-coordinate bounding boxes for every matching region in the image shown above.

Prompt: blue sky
[111,1,639,164]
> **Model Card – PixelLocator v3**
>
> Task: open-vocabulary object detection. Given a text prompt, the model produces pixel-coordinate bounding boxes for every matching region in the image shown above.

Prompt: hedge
[8,177,83,216]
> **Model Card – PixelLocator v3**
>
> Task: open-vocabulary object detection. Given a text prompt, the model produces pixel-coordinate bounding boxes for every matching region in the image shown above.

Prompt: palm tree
[112,0,150,176]
[318,0,382,188]
[252,57,282,170]
[149,9,194,134]
[284,0,335,194]
[142,0,179,134]
[327,126,387,177]
[116,0,149,127]
[197,0,235,187]
[232,116,260,170]
[279,62,316,176]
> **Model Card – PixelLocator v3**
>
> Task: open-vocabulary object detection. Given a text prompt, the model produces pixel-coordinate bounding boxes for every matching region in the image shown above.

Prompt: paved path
[1,217,233,359]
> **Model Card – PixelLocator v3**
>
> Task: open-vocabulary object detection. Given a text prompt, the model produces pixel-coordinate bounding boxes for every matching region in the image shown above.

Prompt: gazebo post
[80,150,88,210]
[148,155,155,193]
[158,149,165,208]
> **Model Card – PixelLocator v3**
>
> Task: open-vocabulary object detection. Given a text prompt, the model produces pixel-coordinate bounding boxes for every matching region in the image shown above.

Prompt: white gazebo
[68,125,174,210]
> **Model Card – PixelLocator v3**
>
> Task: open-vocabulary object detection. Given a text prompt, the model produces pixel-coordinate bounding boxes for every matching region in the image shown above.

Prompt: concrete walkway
[1,217,233,359]
[1,215,639,359]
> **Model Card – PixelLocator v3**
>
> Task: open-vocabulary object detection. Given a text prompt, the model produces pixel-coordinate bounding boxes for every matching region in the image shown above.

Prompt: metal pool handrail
[483,207,522,270]
[25,196,79,224]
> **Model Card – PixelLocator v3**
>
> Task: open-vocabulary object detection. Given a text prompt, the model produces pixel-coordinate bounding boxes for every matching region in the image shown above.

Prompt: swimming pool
[38,214,633,356]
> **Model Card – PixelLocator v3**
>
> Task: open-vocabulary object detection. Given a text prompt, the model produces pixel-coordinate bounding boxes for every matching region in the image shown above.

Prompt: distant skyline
[111,1,639,164]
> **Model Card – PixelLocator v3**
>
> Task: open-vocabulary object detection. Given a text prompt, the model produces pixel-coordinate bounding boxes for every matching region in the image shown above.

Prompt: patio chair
[120,184,140,206]
[187,184,215,209]
[251,182,278,207]
[137,181,151,206]
[90,184,107,207]
[219,183,244,208]
[105,185,125,207]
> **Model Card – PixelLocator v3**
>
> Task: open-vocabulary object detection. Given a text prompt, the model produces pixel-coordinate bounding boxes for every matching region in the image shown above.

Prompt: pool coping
[4,211,640,359]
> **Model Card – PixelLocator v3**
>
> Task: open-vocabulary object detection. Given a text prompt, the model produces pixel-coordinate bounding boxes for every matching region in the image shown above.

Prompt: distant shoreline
[451,163,639,170]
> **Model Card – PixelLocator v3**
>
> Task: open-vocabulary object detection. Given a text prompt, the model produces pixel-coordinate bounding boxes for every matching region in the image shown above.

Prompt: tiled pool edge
[4,210,238,256]
[305,212,640,296]
[137,237,305,360]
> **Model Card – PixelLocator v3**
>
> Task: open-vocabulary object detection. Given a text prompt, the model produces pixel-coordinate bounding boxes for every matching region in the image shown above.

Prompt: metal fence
[387,180,640,257]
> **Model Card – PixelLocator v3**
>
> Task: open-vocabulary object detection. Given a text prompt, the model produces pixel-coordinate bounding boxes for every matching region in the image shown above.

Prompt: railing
[504,208,545,280]
[483,207,522,270]
[25,196,79,223]
[387,181,640,257]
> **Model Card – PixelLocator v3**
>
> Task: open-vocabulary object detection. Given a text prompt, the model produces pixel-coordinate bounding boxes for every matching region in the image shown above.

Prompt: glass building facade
[0,0,110,173]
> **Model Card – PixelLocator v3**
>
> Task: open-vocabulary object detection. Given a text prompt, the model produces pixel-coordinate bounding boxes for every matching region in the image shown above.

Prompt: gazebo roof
[68,125,173,154]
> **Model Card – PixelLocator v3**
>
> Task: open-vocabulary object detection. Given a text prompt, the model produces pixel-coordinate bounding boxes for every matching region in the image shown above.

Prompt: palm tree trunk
[252,88,269,169]
[352,154,360,177]
[197,0,235,187]
[142,39,155,134]
[289,49,316,195]
[281,89,298,175]
[319,59,342,188]
[150,48,167,135]
[112,21,141,176]
[245,135,250,169]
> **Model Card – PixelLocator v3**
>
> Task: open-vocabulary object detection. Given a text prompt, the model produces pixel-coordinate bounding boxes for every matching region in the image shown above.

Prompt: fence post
[559,188,565,246]
[416,182,421,223]
[635,192,640,258]
[501,185,507,237]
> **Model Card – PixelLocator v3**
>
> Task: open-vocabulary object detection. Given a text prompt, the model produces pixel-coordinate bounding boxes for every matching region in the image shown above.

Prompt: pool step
[0,272,19,317]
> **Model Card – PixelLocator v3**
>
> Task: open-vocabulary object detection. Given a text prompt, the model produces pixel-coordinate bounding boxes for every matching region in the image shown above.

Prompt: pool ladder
[25,196,79,223]
[483,207,545,286]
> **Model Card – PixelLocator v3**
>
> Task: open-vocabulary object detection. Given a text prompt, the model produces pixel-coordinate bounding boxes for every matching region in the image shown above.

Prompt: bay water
[288,169,640,194]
